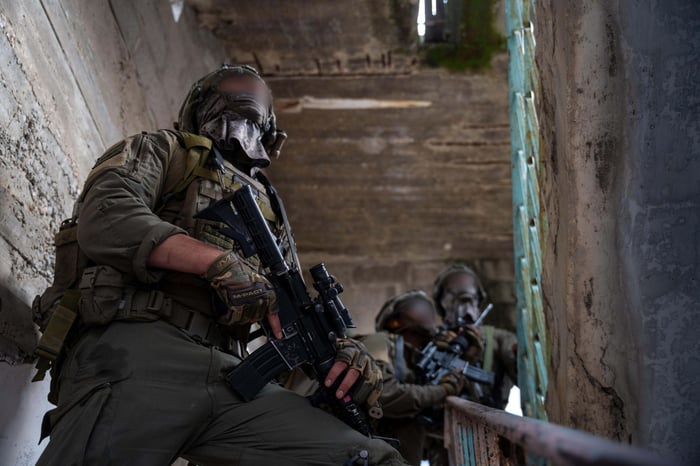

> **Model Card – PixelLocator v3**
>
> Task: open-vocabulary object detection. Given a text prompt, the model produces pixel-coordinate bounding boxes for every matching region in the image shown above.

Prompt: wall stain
[585,133,616,193]
[583,277,594,315]
[605,16,618,77]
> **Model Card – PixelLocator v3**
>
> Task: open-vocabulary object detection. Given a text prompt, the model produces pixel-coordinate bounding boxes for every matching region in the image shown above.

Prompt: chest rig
[161,133,285,267]
[154,132,298,310]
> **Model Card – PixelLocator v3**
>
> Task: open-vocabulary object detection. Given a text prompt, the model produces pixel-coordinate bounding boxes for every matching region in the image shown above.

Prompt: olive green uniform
[361,332,446,466]
[424,326,518,466]
[36,130,406,466]
[474,326,518,409]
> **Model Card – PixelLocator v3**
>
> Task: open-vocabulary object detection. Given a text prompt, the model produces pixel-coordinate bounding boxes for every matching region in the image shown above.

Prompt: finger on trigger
[336,368,360,399]
[267,313,283,339]
[325,361,348,387]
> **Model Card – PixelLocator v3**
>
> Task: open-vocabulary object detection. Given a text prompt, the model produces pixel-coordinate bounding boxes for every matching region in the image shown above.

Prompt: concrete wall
[189,0,417,76]
[264,63,516,334]
[300,257,516,336]
[0,1,223,463]
[536,0,700,463]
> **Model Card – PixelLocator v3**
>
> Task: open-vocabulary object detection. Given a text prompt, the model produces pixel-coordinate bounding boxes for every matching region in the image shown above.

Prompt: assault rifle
[196,184,372,436]
[416,333,495,387]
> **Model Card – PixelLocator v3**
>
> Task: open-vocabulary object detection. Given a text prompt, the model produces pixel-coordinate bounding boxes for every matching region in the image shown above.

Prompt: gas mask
[177,65,287,174]
[440,290,481,327]
[196,92,271,171]
[432,265,487,328]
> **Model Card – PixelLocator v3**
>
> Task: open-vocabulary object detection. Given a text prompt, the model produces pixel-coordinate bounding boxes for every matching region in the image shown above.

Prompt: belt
[167,306,233,351]
[119,289,232,351]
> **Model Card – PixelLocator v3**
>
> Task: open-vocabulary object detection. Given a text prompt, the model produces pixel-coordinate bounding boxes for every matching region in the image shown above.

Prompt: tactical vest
[152,132,288,316]
[32,130,293,402]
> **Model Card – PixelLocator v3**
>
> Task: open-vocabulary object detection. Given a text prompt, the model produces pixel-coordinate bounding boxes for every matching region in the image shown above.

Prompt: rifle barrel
[474,303,494,326]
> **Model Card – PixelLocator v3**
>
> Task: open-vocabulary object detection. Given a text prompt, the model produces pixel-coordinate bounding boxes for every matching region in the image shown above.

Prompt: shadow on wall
[0,286,37,364]
[0,286,50,464]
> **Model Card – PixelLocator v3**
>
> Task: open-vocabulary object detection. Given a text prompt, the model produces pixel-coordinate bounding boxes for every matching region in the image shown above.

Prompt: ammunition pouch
[78,265,131,325]
[32,220,90,332]
[32,220,89,400]
[32,291,80,404]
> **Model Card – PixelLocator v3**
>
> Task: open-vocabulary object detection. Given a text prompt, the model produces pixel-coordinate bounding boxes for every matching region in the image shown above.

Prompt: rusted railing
[507,0,549,432]
[444,397,676,466]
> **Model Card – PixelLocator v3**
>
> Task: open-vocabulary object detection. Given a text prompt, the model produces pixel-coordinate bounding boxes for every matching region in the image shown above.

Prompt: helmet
[375,289,437,333]
[432,264,487,318]
[176,64,282,156]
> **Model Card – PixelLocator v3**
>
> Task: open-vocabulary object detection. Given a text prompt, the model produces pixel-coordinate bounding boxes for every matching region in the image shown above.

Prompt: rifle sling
[255,172,302,271]
[394,335,405,383]
[483,325,495,372]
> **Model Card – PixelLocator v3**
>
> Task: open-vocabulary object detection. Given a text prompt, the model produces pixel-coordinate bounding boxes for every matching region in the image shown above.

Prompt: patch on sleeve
[83,140,130,189]
[92,140,127,169]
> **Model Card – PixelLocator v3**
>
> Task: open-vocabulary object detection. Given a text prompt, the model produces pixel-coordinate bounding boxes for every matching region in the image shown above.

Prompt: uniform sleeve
[376,360,447,419]
[494,328,518,385]
[77,131,187,283]
[361,332,446,419]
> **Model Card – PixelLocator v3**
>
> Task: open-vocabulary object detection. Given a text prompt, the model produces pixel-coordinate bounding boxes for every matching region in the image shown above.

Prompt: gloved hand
[459,324,484,363]
[204,251,278,326]
[435,326,484,363]
[435,329,458,350]
[439,371,468,396]
[325,338,383,415]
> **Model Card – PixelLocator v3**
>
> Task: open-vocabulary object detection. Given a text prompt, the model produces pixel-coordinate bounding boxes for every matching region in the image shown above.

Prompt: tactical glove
[439,371,468,397]
[204,251,278,325]
[459,325,484,363]
[335,338,384,415]
[436,326,484,363]
[435,329,458,350]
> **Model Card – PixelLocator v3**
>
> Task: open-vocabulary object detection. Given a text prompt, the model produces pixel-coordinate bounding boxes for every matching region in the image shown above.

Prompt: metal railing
[444,397,674,466]
[507,0,549,433]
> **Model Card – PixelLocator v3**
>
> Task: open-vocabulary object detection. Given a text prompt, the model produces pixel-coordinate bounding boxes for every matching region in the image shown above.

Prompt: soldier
[362,290,467,466]
[32,65,406,466]
[432,264,518,409]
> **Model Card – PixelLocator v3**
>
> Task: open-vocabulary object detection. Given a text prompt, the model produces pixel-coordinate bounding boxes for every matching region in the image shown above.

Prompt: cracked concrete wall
[536,0,700,463]
[0,1,224,463]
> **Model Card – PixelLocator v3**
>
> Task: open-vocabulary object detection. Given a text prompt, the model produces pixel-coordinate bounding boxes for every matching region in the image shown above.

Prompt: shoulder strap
[169,131,213,196]
[164,133,278,223]
[483,325,495,372]
[255,171,302,271]
[393,334,405,383]
[180,131,213,151]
